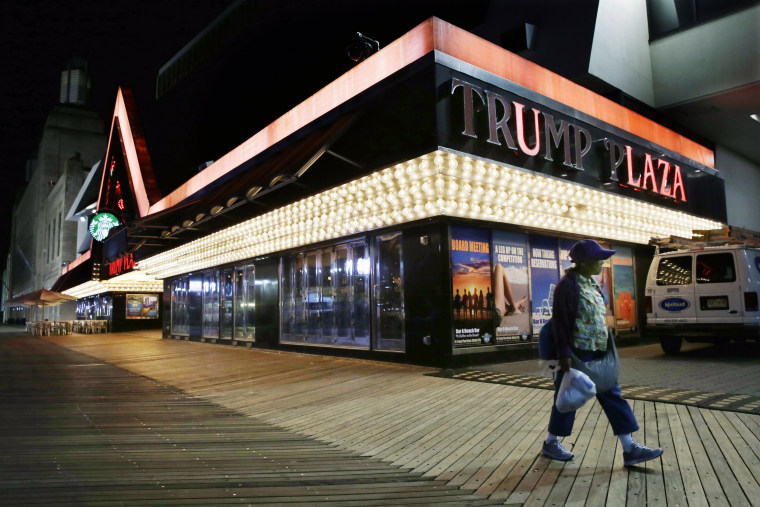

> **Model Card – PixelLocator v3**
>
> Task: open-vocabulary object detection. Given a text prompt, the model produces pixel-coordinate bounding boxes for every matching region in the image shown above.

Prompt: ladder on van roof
[650,226,760,252]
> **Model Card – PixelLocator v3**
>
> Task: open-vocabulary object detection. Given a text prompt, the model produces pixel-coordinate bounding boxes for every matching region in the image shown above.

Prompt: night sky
[0,0,498,268]
[4,0,646,309]
[0,0,232,263]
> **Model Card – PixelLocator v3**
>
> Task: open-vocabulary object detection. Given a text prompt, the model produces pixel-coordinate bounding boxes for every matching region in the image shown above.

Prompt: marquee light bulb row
[63,278,164,299]
[136,151,723,279]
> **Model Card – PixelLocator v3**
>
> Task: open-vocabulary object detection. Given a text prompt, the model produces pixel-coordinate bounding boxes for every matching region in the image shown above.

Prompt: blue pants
[548,351,639,437]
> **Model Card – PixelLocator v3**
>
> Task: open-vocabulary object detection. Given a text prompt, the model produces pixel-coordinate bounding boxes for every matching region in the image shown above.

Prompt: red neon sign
[108,253,136,277]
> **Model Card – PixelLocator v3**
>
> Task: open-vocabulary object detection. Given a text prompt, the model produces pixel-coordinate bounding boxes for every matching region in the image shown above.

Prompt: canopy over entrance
[7,289,77,320]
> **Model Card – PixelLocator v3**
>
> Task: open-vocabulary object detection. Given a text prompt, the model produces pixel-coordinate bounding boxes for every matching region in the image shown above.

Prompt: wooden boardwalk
[1,335,494,506]
[15,331,760,505]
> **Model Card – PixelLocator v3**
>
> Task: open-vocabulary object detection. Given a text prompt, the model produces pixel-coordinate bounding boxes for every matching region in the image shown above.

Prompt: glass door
[305,253,320,336]
[281,254,307,343]
[202,270,219,338]
[220,268,234,339]
[171,277,190,336]
[373,232,405,351]
[235,264,255,341]
[352,242,370,346]
[320,249,335,342]
[334,245,352,344]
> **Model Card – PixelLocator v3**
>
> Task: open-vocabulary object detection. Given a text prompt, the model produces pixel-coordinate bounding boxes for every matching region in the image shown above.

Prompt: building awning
[6,288,77,307]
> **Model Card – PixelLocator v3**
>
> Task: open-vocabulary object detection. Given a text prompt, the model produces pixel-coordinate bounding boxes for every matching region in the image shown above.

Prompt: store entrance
[281,240,370,348]
[373,232,405,351]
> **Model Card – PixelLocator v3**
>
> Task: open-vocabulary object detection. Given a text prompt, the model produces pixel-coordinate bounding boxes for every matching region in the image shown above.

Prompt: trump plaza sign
[447,77,711,208]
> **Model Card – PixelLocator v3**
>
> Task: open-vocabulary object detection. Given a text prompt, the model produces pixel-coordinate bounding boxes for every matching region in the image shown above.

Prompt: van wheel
[660,336,683,355]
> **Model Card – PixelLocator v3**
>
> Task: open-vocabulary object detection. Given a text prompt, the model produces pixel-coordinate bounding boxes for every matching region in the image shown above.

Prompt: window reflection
[202,270,219,338]
[656,256,693,286]
[280,240,370,348]
[373,232,404,351]
[171,277,190,335]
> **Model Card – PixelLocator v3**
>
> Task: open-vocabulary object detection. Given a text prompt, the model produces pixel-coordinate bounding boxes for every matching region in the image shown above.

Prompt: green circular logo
[89,212,120,242]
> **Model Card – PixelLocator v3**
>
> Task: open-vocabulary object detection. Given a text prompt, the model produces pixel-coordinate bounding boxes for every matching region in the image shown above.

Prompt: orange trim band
[62,250,91,275]
[111,17,713,218]
[431,19,714,168]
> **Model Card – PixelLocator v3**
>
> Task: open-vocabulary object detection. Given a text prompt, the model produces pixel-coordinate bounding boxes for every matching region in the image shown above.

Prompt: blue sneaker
[542,440,574,461]
[623,441,664,466]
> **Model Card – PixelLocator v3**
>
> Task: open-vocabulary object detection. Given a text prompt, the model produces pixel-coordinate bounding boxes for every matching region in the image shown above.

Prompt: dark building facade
[53,18,731,365]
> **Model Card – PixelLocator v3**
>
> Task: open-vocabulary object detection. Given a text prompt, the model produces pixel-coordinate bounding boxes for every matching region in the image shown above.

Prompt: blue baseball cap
[569,239,616,263]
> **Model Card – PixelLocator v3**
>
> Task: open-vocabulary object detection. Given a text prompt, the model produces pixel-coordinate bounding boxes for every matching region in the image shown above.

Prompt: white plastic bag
[556,368,596,413]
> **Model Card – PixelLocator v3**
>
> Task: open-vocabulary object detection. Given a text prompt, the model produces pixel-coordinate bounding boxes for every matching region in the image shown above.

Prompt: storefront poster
[491,230,531,343]
[611,246,636,331]
[126,294,159,319]
[451,226,495,348]
[560,238,614,327]
[529,235,560,334]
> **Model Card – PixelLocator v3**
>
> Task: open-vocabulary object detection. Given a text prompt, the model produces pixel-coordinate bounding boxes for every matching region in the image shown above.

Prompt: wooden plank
[643,401,667,506]
[2,336,498,506]
[737,413,760,446]
[36,332,760,507]
[561,400,608,506]
[658,402,697,507]
[606,428,629,506]
[722,411,760,466]
[701,409,760,503]
[541,402,604,506]
[448,389,556,490]
[362,382,494,459]
[687,406,751,506]
[401,388,523,472]
[626,399,647,506]
[424,386,542,479]
[677,404,730,506]
[584,420,618,506]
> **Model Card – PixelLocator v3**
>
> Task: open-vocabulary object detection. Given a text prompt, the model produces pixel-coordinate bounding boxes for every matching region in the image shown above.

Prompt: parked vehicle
[644,228,760,354]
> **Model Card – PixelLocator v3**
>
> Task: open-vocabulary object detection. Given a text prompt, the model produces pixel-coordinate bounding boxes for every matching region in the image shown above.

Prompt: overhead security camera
[346,32,380,63]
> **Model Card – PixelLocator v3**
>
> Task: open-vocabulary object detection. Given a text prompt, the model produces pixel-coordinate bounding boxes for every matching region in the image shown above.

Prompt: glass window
[281,241,370,348]
[202,270,219,338]
[280,253,307,342]
[335,245,351,341]
[306,253,320,336]
[234,265,255,341]
[281,257,294,338]
[696,253,736,284]
[656,256,692,286]
[352,242,370,345]
[171,277,190,336]
[320,250,335,338]
[220,269,234,339]
[293,254,307,338]
[373,232,405,351]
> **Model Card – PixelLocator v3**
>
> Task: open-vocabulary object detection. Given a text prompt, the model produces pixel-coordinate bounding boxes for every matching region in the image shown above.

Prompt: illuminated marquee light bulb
[132,151,725,280]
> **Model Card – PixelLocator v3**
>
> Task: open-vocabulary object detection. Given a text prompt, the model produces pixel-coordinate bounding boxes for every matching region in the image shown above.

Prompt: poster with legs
[492,230,531,343]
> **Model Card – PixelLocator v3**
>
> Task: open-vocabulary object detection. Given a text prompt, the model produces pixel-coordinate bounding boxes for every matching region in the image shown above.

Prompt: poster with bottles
[451,226,495,348]
[611,245,636,331]
[560,238,614,327]
[529,235,560,335]
[491,230,531,343]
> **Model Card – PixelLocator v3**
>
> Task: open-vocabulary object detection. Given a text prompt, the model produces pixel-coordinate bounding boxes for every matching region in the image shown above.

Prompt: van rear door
[651,254,697,324]
[695,251,741,324]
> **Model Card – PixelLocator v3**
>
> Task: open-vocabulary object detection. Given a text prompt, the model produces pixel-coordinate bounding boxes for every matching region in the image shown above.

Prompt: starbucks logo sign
[89,212,120,242]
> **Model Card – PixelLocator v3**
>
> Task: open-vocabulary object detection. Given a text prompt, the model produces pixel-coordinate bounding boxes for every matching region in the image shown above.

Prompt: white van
[644,244,760,354]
